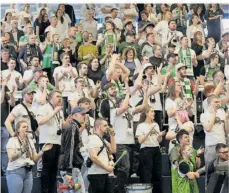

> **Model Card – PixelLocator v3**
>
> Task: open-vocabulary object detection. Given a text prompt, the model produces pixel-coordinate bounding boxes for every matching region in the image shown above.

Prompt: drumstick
[112,150,127,167]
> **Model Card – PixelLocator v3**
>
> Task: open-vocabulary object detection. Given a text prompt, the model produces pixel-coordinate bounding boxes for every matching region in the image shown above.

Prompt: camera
[86,157,93,168]
[56,129,62,135]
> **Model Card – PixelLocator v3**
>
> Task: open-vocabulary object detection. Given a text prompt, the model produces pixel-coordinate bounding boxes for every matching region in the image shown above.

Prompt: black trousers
[88,174,111,193]
[139,147,162,193]
[154,111,163,131]
[40,144,60,193]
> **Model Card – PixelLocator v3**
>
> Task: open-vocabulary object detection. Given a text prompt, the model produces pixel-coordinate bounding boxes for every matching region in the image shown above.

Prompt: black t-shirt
[149,56,167,68]
[88,68,104,85]
[1,61,8,71]
[34,18,50,36]
[1,86,10,126]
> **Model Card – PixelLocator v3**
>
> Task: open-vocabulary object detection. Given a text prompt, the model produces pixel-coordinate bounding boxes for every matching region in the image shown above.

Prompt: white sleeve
[225,65,229,80]
[165,98,175,111]
[136,124,144,137]
[200,113,208,124]
[6,138,17,149]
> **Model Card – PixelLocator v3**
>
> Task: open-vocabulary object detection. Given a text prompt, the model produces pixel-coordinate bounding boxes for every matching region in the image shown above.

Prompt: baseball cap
[176,63,187,71]
[126,31,136,36]
[167,53,177,60]
[71,106,89,115]
[22,87,36,96]
[33,67,43,74]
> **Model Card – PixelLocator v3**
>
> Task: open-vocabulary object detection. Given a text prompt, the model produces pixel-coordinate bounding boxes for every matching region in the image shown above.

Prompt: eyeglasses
[77,80,84,83]
[219,151,229,154]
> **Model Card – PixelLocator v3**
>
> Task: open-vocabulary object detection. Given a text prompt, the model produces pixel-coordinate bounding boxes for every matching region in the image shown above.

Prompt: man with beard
[37,90,68,193]
[200,95,229,167]
[149,45,168,68]
[5,87,37,139]
[77,63,99,98]
[168,63,197,99]
[207,143,229,193]
[18,34,43,73]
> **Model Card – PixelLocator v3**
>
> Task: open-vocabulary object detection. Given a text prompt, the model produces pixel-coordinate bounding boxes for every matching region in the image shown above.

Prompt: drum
[125,183,152,193]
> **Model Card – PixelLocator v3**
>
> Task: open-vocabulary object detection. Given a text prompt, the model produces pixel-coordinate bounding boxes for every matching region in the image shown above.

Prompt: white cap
[143,63,153,71]
[176,63,187,71]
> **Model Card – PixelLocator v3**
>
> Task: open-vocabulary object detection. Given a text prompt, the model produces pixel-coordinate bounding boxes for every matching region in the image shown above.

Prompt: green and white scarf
[179,48,193,76]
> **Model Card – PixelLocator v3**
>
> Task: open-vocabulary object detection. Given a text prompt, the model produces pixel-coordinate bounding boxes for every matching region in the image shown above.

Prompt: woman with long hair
[176,145,201,193]
[6,120,52,193]
[144,4,158,25]
[122,47,142,77]
[4,12,13,32]
[19,4,33,29]
[55,8,69,40]
[34,9,50,42]
[136,107,166,193]
[87,58,104,84]
[165,81,194,152]
[191,31,205,77]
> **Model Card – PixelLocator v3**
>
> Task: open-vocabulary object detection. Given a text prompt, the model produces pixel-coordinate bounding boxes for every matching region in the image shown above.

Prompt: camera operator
[87,118,116,193]
[37,90,68,193]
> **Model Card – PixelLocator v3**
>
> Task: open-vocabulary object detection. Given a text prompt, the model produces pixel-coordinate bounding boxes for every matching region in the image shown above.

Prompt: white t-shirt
[2,69,23,91]
[6,137,35,171]
[200,109,226,146]
[110,108,135,144]
[11,104,35,140]
[37,103,64,145]
[154,20,169,37]
[203,98,209,112]
[32,88,49,111]
[165,98,177,131]
[136,122,160,149]
[80,116,95,153]
[23,69,33,83]
[53,66,77,92]
[88,135,110,175]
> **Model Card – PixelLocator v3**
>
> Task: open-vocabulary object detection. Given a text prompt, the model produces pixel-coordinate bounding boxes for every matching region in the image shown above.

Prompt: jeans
[6,167,33,193]
[139,147,162,193]
[88,174,111,193]
[40,144,60,193]
[1,126,9,174]
[81,152,90,193]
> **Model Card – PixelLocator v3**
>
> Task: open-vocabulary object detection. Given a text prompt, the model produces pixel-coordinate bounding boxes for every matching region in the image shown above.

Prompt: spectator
[100,43,113,72]
[37,90,67,193]
[44,16,59,40]
[4,12,13,33]
[1,36,17,59]
[141,32,156,58]
[191,31,205,77]
[1,49,10,71]
[78,32,98,63]
[18,34,43,73]
[87,58,104,84]
[34,9,50,42]
[6,120,52,193]
[161,53,178,78]
[56,8,69,40]
[149,45,168,68]
[19,4,33,29]
[5,4,19,19]
[81,9,98,43]
[53,52,78,92]
[138,11,151,33]
[110,8,123,32]
[206,4,224,43]
[144,4,158,25]
[1,58,23,91]
[136,107,166,193]
[9,19,24,46]
[87,118,116,193]
[1,73,15,176]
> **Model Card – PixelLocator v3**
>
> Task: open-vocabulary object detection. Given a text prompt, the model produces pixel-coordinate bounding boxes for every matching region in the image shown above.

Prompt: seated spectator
[4,12,13,33]
[1,49,10,71]
[9,20,24,46]
[87,58,104,84]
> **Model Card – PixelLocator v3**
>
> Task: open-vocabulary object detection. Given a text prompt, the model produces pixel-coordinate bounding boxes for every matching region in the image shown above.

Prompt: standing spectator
[149,45,168,68]
[87,58,104,84]
[100,44,113,72]
[5,3,19,19]
[19,4,33,29]
[120,4,138,27]
[53,52,78,92]
[144,4,158,25]
[6,120,52,193]
[78,33,98,63]
[200,95,228,166]
[1,36,17,59]
[56,9,69,40]
[141,33,156,58]
[138,11,151,33]
[81,9,98,43]
[4,12,13,33]
[88,118,116,193]
[18,34,43,73]
[175,36,197,77]
[111,8,124,32]
[57,4,72,26]
[191,31,205,78]
[37,90,67,193]
[156,4,170,22]
[161,53,178,78]
[206,4,224,43]
[136,107,166,193]
[1,58,23,91]
[34,9,50,42]
[186,14,205,46]
[9,19,24,46]
[1,74,15,176]
[1,49,10,71]
[44,16,59,40]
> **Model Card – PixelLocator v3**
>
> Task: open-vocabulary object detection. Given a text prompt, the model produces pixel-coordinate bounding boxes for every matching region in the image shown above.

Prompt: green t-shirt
[42,43,52,69]
[29,80,55,91]
[19,35,40,44]
[161,66,176,78]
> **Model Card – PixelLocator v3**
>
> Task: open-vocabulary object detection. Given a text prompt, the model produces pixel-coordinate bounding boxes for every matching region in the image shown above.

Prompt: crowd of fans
[1,3,229,193]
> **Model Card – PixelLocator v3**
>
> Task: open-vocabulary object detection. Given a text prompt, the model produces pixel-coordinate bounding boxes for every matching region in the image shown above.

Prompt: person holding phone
[6,120,52,193]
